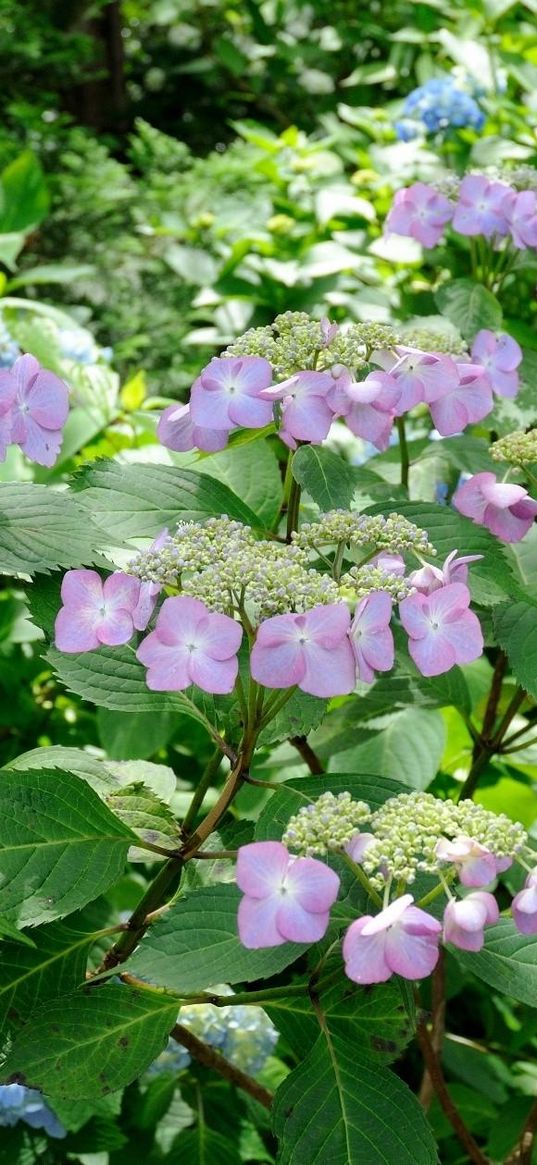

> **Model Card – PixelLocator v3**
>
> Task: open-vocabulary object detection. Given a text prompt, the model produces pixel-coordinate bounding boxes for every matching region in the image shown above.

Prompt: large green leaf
[171,1128,239,1164]
[0,982,179,1099]
[258,689,327,746]
[0,769,135,925]
[0,151,49,233]
[0,484,102,574]
[272,1032,438,1164]
[197,440,282,526]
[128,883,308,992]
[292,445,357,510]
[365,499,514,606]
[435,278,502,340]
[455,918,537,1007]
[72,461,259,541]
[327,707,446,790]
[0,918,98,1038]
[494,600,537,698]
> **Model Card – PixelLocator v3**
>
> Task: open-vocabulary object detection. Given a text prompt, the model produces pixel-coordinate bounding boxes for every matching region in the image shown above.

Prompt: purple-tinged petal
[238,895,285,948]
[54,607,100,653]
[189,650,239,693]
[285,857,340,912]
[236,841,290,898]
[512,884,537,935]
[276,900,331,943]
[343,917,392,984]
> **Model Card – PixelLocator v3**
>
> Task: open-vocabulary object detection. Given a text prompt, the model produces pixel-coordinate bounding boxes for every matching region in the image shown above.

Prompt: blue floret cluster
[147,998,278,1078]
[0,1084,66,1138]
[395,76,485,140]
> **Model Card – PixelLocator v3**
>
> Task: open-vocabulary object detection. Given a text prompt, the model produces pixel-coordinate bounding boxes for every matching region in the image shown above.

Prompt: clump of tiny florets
[225,312,400,379]
[399,326,467,356]
[341,565,414,602]
[491,430,537,467]
[293,510,435,557]
[282,791,371,856]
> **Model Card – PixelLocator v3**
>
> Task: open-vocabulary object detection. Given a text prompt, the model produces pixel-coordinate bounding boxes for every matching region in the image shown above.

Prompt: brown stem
[289,735,325,774]
[180,754,249,860]
[170,1022,273,1109]
[415,1017,490,1165]
[418,952,446,1110]
[459,652,525,800]
[504,1099,537,1165]
[96,855,184,973]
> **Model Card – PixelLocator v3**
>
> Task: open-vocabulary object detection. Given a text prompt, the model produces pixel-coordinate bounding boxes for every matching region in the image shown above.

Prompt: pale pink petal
[286,857,340,912]
[399,592,430,639]
[408,630,457,676]
[458,851,498,887]
[23,371,69,429]
[343,918,392,984]
[512,885,537,935]
[16,417,63,466]
[250,639,305,689]
[136,637,192,690]
[196,613,243,660]
[189,651,238,693]
[238,896,285,948]
[345,832,376,862]
[385,918,440,979]
[228,393,273,428]
[190,382,234,429]
[484,504,533,543]
[303,603,351,645]
[103,572,141,612]
[154,596,208,646]
[11,354,40,390]
[54,607,100,653]
[276,900,331,943]
[60,569,104,608]
[300,639,356,696]
[453,475,490,522]
[96,609,135,647]
[236,841,290,898]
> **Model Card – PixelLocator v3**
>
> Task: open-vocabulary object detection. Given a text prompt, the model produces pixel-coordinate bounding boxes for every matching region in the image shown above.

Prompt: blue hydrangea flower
[0,1084,66,1138]
[395,77,485,140]
[146,995,278,1079]
[57,326,111,365]
[0,320,20,368]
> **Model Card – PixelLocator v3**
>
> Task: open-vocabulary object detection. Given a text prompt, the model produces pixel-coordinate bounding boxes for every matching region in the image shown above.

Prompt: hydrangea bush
[1,162,537,1165]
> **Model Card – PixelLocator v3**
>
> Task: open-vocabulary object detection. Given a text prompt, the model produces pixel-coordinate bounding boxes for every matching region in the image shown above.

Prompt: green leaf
[493,600,537,698]
[0,151,49,233]
[128,883,308,992]
[328,708,446,791]
[455,918,537,1007]
[272,1032,438,1164]
[105,783,180,858]
[171,1128,239,1164]
[46,642,224,725]
[72,461,259,542]
[197,440,282,527]
[0,769,135,926]
[255,773,405,841]
[0,917,35,947]
[97,707,178,760]
[0,484,102,574]
[259,689,327,746]
[0,918,98,1038]
[292,445,357,510]
[6,263,94,290]
[0,982,179,1098]
[364,499,515,606]
[5,745,120,795]
[435,278,503,341]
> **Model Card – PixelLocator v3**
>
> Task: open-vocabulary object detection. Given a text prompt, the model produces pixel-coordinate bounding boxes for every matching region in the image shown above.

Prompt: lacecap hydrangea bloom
[395,76,485,141]
[147,990,278,1077]
[236,789,533,985]
[386,173,537,254]
[0,354,69,466]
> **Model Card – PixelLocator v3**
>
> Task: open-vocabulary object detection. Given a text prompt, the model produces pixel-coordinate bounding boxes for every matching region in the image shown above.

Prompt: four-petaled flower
[236,841,340,948]
[158,401,229,453]
[54,570,143,653]
[399,582,483,676]
[451,176,510,238]
[435,835,499,886]
[260,370,334,447]
[328,368,400,451]
[385,183,452,248]
[343,893,442,984]
[443,891,499,951]
[250,603,356,697]
[137,595,242,693]
[0,354,69,466]
[471,330,522,399]
[190,356,274,432]
[349,591,394,683]
[454,472,537,542]
[429,363,493,436]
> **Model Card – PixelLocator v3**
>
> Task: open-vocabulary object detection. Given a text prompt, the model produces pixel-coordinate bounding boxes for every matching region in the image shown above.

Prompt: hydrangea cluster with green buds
[225,311,399,378]
[282,791,371,856]
[490,429,537,467]
[282,789,527,890]
[398,326,467,356]
[341,564,414,602]
[128,511,433,621]
[362,791,526,889]
[293,510,434,556]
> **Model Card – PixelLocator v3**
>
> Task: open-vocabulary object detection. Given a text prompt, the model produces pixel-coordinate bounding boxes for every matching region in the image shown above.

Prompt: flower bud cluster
[226,312,399,378]
[490,429,537,466]
[398,326,467,356]
[454,798,526,861]
[146,994,277,1078]
[293,510,434,556]
[181,545,340,619]
[341,565,414,602]
[129,516,252,585]
[282,791,371,856]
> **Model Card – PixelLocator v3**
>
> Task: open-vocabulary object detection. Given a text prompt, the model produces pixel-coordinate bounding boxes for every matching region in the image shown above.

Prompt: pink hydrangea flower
[328,368,400,451]
[443,891,499,952]
[376,348,460,415]
[512,871,537,935]
[0,354,69,466]
[452,176,511,238]
[131,529,169,631]
[189,356,274,431]
[399,582,484,677]
[250,603,356,697]
[429,364,493,436]
[55,570,142,653]
[502,189,537,249]
[320,317,339,346]
[385,183,452,248]
[409,550,483,594]
[435,835,498,887]
[157,401,229,452]
[345,832,376,862]
[261,370,334,447]
[349,591,394,683]
[236,841,340,948]
[453,472,537,542]
[471,330,522,399]
[343,893,442,984]
[137,595,242,693]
